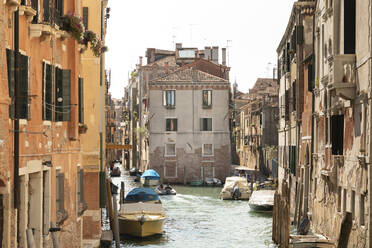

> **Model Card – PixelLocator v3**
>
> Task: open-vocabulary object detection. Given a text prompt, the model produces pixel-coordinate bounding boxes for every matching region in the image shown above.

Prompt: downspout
[14,8,20,243]
[369,0,372,244]
[99,0,105,208]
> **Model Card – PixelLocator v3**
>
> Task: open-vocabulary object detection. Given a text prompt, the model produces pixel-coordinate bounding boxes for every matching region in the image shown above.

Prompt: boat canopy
[141,169,160,179]
[125,188,160,202]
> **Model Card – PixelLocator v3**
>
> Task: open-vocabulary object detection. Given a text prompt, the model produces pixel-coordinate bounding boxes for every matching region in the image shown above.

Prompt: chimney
[165,62,169,74]
[222,48,226,66]
[204,47,211,61]
[181,60,185,67]
[176,43,182,49]
[139,56,143,66]
[211,46,219,64]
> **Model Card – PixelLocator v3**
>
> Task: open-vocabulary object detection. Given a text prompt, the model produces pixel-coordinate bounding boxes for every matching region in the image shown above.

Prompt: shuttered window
[55,68,71,121]
[308,63,313,92]
[55,0,64,26]
[56,171,65,212]
[163,90,175,108]
[83,7,89,29]
[202,90,212,108]
[200,118,212,131]
[77,168,87,216]
[289,146,296,175]
[166,118,177,131]
[6,49,15,119]
[43,0,50,22]
[331,115,344,155]
[78,77,84,123]
[18,53,30,120]
[42,62,53,121]
[31,0,38,23]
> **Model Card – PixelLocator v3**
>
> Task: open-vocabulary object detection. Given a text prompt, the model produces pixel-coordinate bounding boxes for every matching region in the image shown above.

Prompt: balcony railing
[328,54,356,100]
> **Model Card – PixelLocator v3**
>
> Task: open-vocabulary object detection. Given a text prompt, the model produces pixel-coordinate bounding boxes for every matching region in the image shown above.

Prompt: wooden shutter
[78,77,84,123]
[55,67,63,121]
[200,118,203,131]
[308,63,313,92]
[43,0,50,22]
[207,118,212,131]
[83,7,89,29]
[56,172,65,211]
[45,64,53,120]
[6,49,15,119]
[173,119,177,131]
[79,169,84,203]
[331,115,344,155]
[166,119,170,131]
[31,0,38,23]
[61,69,71,121]
[17,53,29,120]
[296,25,304,45]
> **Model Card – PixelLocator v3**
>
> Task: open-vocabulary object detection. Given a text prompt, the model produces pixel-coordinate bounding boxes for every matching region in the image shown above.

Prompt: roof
[150,67,228,83]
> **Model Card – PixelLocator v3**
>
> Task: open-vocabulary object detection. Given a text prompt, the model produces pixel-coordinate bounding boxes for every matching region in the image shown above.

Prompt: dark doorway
[344,0,356,54]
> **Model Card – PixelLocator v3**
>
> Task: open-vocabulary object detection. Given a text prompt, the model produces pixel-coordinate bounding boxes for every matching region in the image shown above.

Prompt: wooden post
[112,194,120,248]
[50,222,59,248]
[106,178,114,230]
[120,181,125,204]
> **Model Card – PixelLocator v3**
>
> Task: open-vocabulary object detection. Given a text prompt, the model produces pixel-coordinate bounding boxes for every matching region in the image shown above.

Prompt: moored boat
[119,188,166,237]
[205,177,222,186]
[110,167,121,177]
[129,167,141,176]
[155,184,177,195]
[220,176,251,200]
[140,169,160,186]
[248,190,275,212]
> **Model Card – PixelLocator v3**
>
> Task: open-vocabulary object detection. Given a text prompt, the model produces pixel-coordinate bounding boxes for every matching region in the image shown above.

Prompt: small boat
[119,188,166,237]
[220,176,251,200]
[248,190,275,211]
[205,177,222,186]
[190,177,203,186]
[129,167,141,176]
[110,167,121,177]
[140,169,160,186]
[155,184,177,195]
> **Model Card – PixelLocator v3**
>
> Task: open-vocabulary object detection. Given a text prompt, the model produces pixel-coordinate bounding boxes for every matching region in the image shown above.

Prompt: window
[202,90,212,108]
[344,0,355,54]
[331,115,344,155]
[78,77,84,123]
[200,118,212,131]
[56,170,68,226]
[54,0,64,26]
[360,194,365,226]
[6,49,15,118]
[163,90,175,108]
[76,168,87,216]
[166,118,177,132]
[351,190,355,220]
[203,144,213,156]
[43,0,50,22]
[164,161,177,178]
[165,144,176,156]
[42,62,53,121]
[55,68,71,121]
[31,0,38,23]
[83,7,89,29]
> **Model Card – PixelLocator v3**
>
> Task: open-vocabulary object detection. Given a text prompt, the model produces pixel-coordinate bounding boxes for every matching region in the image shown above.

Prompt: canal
[110,166,276,248]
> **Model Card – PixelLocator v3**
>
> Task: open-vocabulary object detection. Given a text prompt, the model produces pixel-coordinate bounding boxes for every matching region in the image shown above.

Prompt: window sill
[202,105,212,109]
[19,5,37,22]
[202,154,214,157]
[165,106,176,109]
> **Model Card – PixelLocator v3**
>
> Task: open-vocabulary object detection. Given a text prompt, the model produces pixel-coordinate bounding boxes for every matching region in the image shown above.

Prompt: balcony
[18,5,37,22]
[328,54,356,100]
[30,24,53,42]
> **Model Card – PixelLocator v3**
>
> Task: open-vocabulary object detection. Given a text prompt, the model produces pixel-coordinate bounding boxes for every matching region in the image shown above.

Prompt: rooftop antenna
[226,40,232,67]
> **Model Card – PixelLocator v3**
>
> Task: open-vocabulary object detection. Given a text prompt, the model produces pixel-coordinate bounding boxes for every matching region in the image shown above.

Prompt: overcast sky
[105,0,296,99]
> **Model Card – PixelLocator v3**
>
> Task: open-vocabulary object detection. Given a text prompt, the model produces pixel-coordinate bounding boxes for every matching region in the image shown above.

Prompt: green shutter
[174,119,178,131]
[61,69,71,121]
[83,7,89,29]
[55,67,63,121]
[6,49,15,119]
[17,53,29,120]
[43,0,50,22]
[166,119,170,131]
[296,25,304,45]
[79,169,85,203]
[200,118,203,131]
[207,118,212,131]
[45,64,53,120]
[78,78,84,123]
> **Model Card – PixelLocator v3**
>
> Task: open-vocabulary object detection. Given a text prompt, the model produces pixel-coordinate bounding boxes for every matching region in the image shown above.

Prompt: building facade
[148,67,231,184]
[239,78,279,178]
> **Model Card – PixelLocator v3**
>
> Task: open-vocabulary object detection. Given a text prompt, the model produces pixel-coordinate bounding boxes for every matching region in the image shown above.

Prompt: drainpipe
[14,8,20,243]
[369,0,372,244]
[99,0,105,208]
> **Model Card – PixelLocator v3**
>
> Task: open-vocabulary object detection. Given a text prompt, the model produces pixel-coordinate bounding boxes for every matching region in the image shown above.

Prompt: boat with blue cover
[119,188,166,237]
[140,169,160,186]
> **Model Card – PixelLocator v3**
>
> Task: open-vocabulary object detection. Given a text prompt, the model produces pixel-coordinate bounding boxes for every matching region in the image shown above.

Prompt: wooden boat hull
[118,214,166,237]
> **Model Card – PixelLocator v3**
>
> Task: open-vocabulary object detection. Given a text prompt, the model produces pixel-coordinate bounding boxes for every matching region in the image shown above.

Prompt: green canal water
[110,168,276,248]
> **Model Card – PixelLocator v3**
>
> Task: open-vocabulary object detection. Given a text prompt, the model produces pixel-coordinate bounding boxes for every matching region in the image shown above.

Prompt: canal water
[110,165,276,248]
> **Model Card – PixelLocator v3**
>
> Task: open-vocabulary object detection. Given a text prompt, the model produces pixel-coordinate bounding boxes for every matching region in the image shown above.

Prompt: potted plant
[60,13,85,43]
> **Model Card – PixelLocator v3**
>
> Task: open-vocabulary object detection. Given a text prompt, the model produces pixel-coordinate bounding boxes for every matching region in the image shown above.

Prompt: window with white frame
[203,144,213,156]
[165,143,176,156]
[200,118,212,131]
[163,90,175,108]
[202,90,212,108]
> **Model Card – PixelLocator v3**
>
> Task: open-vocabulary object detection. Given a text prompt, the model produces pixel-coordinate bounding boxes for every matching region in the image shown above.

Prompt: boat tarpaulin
[141,169,160,179]
[125,188,160,202]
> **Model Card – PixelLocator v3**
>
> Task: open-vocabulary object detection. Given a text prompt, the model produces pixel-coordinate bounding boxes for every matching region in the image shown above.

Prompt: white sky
[105,0,296,99]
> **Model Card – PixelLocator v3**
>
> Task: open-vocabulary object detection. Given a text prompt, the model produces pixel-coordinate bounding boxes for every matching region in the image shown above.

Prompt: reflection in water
[109,164,276,248]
